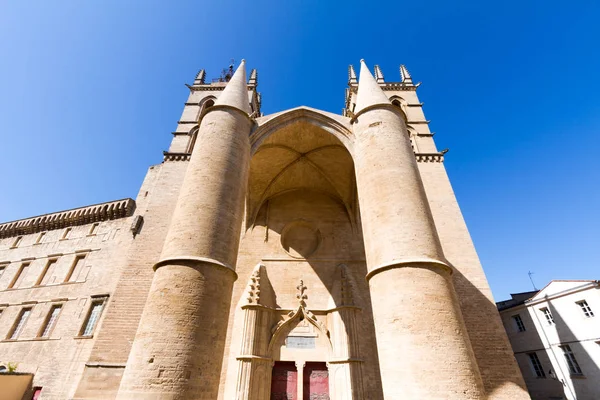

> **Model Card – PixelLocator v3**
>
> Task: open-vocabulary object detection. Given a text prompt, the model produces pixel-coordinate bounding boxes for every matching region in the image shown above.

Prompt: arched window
[203,99,215,110]
[390,98,408,123]
[197,98,216,121]
[186,126,199,154]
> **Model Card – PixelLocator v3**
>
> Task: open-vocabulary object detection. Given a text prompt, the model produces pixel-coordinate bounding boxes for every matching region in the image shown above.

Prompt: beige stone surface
[0,60,529,399]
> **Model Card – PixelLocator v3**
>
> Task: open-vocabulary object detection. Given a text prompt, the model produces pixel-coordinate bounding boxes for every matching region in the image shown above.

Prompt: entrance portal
[303,362,329,400]
[271,361,298,400]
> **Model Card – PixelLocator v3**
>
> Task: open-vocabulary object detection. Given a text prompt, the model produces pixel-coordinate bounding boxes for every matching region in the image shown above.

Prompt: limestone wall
[0,203,135,399]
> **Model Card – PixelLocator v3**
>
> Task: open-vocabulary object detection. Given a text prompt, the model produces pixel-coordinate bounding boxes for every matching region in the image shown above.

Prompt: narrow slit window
[527,352,546,378]
[540,307,555,325]
[80,299,106,337]
[64,255,85,283]
[561,345,583,375]
[576,300,594,318]
[0,265,6,280]
[36,259,58,286]
[61,227,72,240]
[9,263,30,289]
[39,305,62,338]
[11,236,23,248]
[8,308,32,339]
[512,314,526,332]
[88,223,99,236]
[35,232,46,244]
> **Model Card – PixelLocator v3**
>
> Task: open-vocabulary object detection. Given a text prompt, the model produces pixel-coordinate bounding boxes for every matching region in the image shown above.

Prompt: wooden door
[271,361,298,400]
[303,362,329,400]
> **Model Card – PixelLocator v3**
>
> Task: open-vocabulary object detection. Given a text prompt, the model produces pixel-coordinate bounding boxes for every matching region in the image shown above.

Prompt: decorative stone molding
[0,199,135,239]
[163,152,191,162]
[270,280,329,340]
[243,264,263,305]
[415,152,445,163]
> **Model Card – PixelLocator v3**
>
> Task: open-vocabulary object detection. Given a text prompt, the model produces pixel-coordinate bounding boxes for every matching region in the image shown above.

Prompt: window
[0,265,5,280]
[540,308,555,325]
[80,298,106,337]
[11,236,23,248]
[88,223,99,236]
[512,314,526,332]
[576,300,594,318]
[36,259,58,286]
[61,227,72,240]
[38,305,62,338]
[9,263,30,289]
[527,352,546,378]
[35,232,46,244]
[64,255,85,283]
[561,345,583,375]
[8,308,32,339]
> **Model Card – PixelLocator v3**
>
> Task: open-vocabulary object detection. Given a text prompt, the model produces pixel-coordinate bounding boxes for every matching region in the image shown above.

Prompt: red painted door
[271,361,298,400]
[303,362,329,400]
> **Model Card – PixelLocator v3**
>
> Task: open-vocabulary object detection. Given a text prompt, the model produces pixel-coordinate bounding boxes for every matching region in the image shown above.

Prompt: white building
[498,280,600,400]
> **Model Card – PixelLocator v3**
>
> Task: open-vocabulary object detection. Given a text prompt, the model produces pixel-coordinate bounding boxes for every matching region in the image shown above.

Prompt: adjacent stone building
[498,280,600,400]
[0,60,530,399]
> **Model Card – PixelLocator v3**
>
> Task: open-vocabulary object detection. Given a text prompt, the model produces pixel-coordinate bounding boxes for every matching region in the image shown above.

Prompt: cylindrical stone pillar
[117,104,252,399]
[353,106,485,399]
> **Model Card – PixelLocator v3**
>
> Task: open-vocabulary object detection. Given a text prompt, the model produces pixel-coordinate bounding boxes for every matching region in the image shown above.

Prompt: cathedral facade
[0,60,530,399]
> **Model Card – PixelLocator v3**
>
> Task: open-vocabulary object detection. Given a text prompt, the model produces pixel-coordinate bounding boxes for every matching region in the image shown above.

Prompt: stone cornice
[347,83,418,92]
[163,152,191,162]
[415,152,445,163]
[186,84,258,92]
[0,199,135,239]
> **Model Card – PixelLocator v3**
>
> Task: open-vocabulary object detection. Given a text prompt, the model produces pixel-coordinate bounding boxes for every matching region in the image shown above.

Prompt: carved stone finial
[296,279,307,307]
[400,64,413,84]
[243,264,263,305]
[374,65,385,83]
[194,69,206,85]
[348,65,357,84]
[249,68,258,85]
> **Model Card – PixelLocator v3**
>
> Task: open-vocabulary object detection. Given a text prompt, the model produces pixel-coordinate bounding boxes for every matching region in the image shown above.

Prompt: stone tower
[0,60,531,400]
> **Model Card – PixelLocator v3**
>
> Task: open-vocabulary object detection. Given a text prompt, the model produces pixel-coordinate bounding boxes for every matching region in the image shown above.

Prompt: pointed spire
[194,69,206,85]
[355,59,391,114]
[374,65,385,83]
[248,68,258,86]
[348,65,357,84]
[215,59,251,114]
[400,64,413,84]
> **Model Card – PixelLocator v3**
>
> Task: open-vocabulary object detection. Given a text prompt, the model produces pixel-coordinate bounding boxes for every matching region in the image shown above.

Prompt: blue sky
[1,1,599,300]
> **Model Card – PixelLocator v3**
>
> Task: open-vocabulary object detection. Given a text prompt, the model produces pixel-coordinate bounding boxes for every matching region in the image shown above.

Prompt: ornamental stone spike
[215,59,252,114]
[374,65,385,83]
[354,59,391,114]
[194,69,206,85]
[400,64,413,84]
[244,264,262,305]
[348,65,357,84]
[248,68,258,85]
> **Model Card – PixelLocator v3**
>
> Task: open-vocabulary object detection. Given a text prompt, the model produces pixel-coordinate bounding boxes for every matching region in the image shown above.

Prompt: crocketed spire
[355,59,391,114]
[215,59,251,114]
[400,64,413,84]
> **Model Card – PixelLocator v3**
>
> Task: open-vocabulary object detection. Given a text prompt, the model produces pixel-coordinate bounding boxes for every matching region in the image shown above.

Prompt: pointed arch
[268,305,332,355]
[389,95,408,122]
[251,106,354,155]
